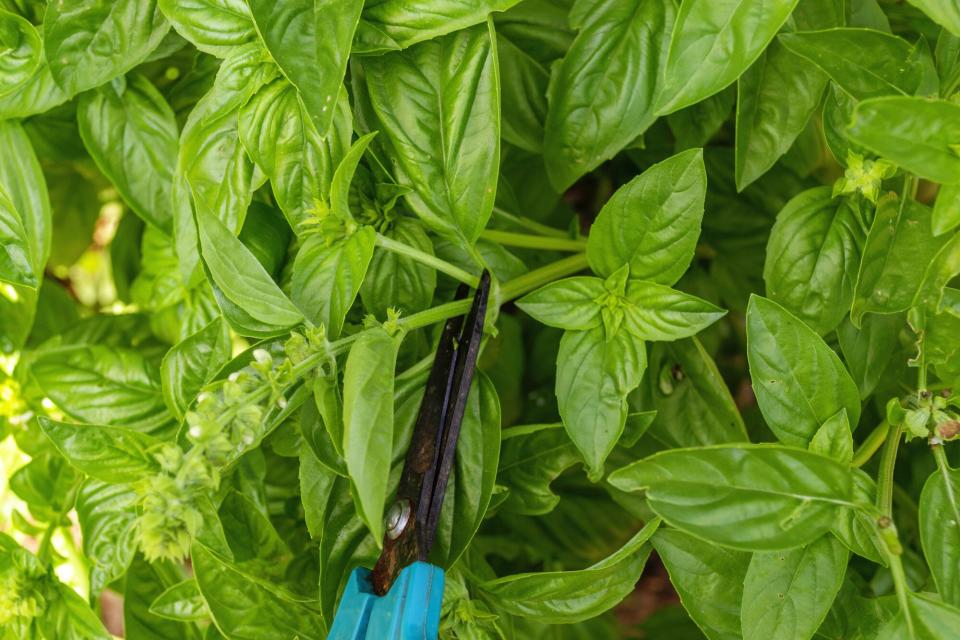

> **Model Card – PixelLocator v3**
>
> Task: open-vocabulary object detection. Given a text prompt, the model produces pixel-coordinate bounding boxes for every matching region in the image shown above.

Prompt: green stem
[876,423,903,517]
[491,206,569,238]
[501,253,589,300]
[375,233,480,287]
[479,229,586,252]
[889,551,916,636]
[852,421,890,468]
[933,444,960,534]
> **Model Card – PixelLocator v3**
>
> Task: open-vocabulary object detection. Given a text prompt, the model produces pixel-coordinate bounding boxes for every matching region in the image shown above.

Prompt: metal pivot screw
[385,499,411,540]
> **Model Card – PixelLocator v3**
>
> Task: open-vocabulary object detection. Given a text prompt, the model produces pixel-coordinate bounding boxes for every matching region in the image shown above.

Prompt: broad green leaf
[822,83,866,165]
[622,281,726,341]
[342,327,401,544]
[779,28,934,100]
[150,580,207,622]
[914,230,960,313]
[158,0,256,56]
[193,545,324,639]
[810,409,854,464]
[248,0,361,135]
[299,440,340,538]
[360,218,436,317]
[747,295,861,445]
[543,0,673,190]
[39,581,114,640]
[763,187,864,335]
[655,0,800,115]
[852,195,948,324]
[433,373,501,566]
[742,535,848,640]
[609,444,856,550]
[640,338,749,448]
[933,182,960,236]
[516,277,605,331]
[480,518,659,624]
[586,148,706,284]
[907,1,960,38]
[831,469,885,564]
[848,96,960,184]
[666,87,735,152]
[75,479,138,596]
[124,556,202,640]
[160,317,231,420]
[556,326,646,478]
[291,226,375,338]
[837,313,903,399]
[38,416,162,484]
[0,188,35,288]
[0,120,50,276]
[361,21,499,244]
[217,491,290,578]
[9,451,78,522]
[238,78,351,231]
[30,345,175,435]
[734,0,841,190]
[197,208,303,335]
[43,0,170,96]
[497,423,582,515]
[77,74,178,233]
[357,0,520,51]
[179,43,276,233]
[329,133,378,222]
[653,529,749,640]
[0,55,69,119]
[0,9,41,99]
[877,592,960,640]
[920,465,960,608]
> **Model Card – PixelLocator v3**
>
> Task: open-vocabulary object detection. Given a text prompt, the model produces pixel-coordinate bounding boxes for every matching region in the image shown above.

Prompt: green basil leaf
[358,0,519,51]
[160,317,231,421]
[0,54,70,119]
[0,8,41,99]
[193,544,324,639]
[656,0,800,115]
[877,592,960,640]
[498,423,581,515]
[543,0,673,190]
[822,82,865,165]
[609,444,856,550]
[809,408,854,464]
[248,0,361,136]
[0,120,50,277]
[40,581,114,640]
[666,86,736,153]
[837,313,903,399]
[125,556,203,639]
[734,0,840,190]
[329,133,377,222]
[622,281,726,341]
[38,416,162,484]
[360,217,436,317]
[640,338,750,448]
[831,469,885,564]
[516,277,605,331]
[907,1,960,38]
[652,528,750,640]
[742,535,848,640]
[933,182,960,237]
[197,208,304,335]
[764,186,864,335]
[920,465,960,608]
[480,518,659,624]
[747,295,861,445]
[556,326,646,478]
[0,187,35,288]
[150,579,207,622]
[158,0,256,57]
[77,74,178,233]
[433,373,500,566]
[43,0,170,96]
[779,28,933,100]
[291,226,375,338]
[238,78,351,231]
[848,96,960,184]
[852,195,948,324]
[75,479,138,596]
[586,148,706,284]
[342,326,401,544]
[361,21,499,244]
[178,43,276,233]
[9,451,78,522]
[29,344,175,435]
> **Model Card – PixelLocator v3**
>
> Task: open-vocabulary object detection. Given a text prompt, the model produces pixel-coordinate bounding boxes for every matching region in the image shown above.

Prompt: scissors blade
[369,270,491,595]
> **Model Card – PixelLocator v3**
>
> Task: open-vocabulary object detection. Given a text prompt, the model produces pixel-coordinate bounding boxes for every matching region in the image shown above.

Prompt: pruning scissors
[328,270,492,640]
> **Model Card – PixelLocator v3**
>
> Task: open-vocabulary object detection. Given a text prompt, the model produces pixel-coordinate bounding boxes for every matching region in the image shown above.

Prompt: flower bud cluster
[0,546,50,627]
[887,390,960,442]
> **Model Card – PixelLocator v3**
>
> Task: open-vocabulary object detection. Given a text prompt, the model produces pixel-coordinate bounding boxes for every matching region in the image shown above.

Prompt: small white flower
[253,349,271,365]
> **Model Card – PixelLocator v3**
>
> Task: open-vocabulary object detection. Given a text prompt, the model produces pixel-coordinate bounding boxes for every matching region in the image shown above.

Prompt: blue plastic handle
[327,561,445,639]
